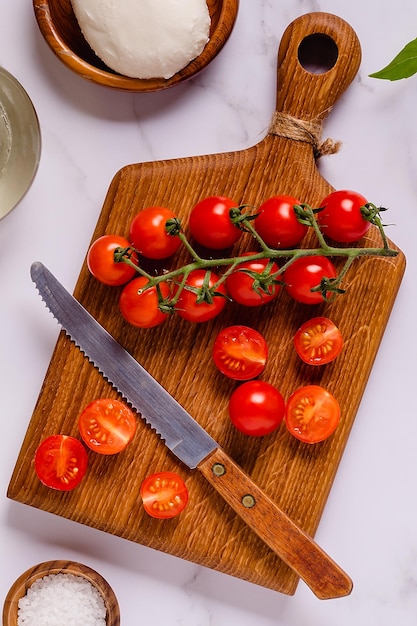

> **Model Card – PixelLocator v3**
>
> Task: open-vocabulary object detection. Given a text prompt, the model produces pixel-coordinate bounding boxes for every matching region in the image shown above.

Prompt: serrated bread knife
[30,261,352,599]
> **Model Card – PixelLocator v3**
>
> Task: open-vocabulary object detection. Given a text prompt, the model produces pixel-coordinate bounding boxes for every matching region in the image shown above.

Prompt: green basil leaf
[369,38,417,80]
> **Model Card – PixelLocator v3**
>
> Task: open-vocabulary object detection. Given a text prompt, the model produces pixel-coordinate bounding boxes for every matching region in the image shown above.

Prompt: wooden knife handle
[198,447,352,599]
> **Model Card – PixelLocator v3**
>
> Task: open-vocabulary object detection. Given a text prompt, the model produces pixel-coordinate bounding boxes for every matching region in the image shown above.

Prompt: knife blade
[30,261,352,599]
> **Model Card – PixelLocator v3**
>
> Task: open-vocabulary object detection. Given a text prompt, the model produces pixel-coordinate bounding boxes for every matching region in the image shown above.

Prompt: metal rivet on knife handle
[241,494,256,509]
[212,463,226,477]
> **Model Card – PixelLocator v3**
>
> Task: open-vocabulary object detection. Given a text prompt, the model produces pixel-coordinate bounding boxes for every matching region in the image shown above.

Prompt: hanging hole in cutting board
[298,34,338,74]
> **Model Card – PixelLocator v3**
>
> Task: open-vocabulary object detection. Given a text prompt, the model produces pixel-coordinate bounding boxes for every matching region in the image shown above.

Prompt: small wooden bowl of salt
[2,560,120,626]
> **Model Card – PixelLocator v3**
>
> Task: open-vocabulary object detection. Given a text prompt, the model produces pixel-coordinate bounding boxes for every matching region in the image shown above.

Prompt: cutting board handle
[275,12,361,122]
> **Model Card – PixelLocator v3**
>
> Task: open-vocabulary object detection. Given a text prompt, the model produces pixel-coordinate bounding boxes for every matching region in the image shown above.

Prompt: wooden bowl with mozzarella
[33,0,239,91]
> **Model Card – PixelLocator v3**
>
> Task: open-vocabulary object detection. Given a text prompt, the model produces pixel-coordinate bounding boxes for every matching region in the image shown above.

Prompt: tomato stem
[114,202,398,311]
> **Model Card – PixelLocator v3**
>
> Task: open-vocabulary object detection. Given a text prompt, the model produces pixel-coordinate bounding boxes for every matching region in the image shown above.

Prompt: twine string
[268,111,341,159]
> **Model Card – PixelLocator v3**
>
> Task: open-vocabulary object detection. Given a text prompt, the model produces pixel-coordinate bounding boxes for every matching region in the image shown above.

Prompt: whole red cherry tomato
[294,317,343,365]
[212,325,268,380]
[120,276,170,328]
[284,256,337,304]
[254,195,307,248]
[78,398,137,455]
[34,434,88,491]
[226,253,281,307]
[189,196,242,249]
[285,385,340,443]
[87,235,138,286]
[174,269,227,322]
[317,190,371,243]
[129,206,181,259]
[140,471,189,519]
[228,380,285,436]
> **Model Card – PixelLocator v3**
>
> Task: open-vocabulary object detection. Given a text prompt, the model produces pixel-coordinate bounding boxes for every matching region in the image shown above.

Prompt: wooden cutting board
[8,12,405,596]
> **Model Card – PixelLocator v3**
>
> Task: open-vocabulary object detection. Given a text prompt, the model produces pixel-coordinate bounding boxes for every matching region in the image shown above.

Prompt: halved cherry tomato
[174,269,227,322]
[294,317,343,365]
[226,253,281,307]
[189,196,242,249]
[212,325,268,380]
[254,195,307,248]
[129,206,181,260]
[34,435,88,491]
[78,399,137,455]
[228,380,285,436]
[140,471,189,519]
[119,276,170,328]
[285,385,340,444]
[284,256,337,304]
[317,190,370,243]
[87,235,138,286]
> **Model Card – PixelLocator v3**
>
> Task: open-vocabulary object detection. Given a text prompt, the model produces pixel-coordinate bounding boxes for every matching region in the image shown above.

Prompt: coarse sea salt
[17,573,107,626]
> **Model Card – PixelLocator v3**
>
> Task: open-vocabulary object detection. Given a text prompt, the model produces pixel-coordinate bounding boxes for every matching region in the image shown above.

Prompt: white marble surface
[1,0,417,623]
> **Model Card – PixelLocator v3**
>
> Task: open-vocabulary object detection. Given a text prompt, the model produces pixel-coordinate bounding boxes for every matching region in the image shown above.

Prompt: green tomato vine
[113,202,397,312]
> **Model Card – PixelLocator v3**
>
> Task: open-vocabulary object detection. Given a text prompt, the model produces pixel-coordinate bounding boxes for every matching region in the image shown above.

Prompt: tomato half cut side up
[212,325,268,380]
[294,317,343,365]
[285,385,340,444]
[34,434,88,491]
[78,398,137,455]
[140,471,189,519]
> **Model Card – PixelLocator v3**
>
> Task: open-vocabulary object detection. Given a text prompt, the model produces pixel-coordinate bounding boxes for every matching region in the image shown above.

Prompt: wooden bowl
[2,560,120,626]
[33,0,239,92]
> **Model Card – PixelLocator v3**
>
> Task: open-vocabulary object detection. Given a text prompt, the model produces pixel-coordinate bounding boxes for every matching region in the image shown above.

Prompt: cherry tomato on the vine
[78,398,137,455]
[212,325,268,381]
[317,189,371,243]
[140,471,189,519]
[189,196,242,250]
[87,235,138,286]
[34,434,88,491]
[294,317,343,365]
[254,195,307,249]
[174,269,227,322]
[284,256,337,304]
[226,253,281,307]
[120,276,170,328]
[129,206,181,260]
[285,385,340,444]
[228,380,285,436]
